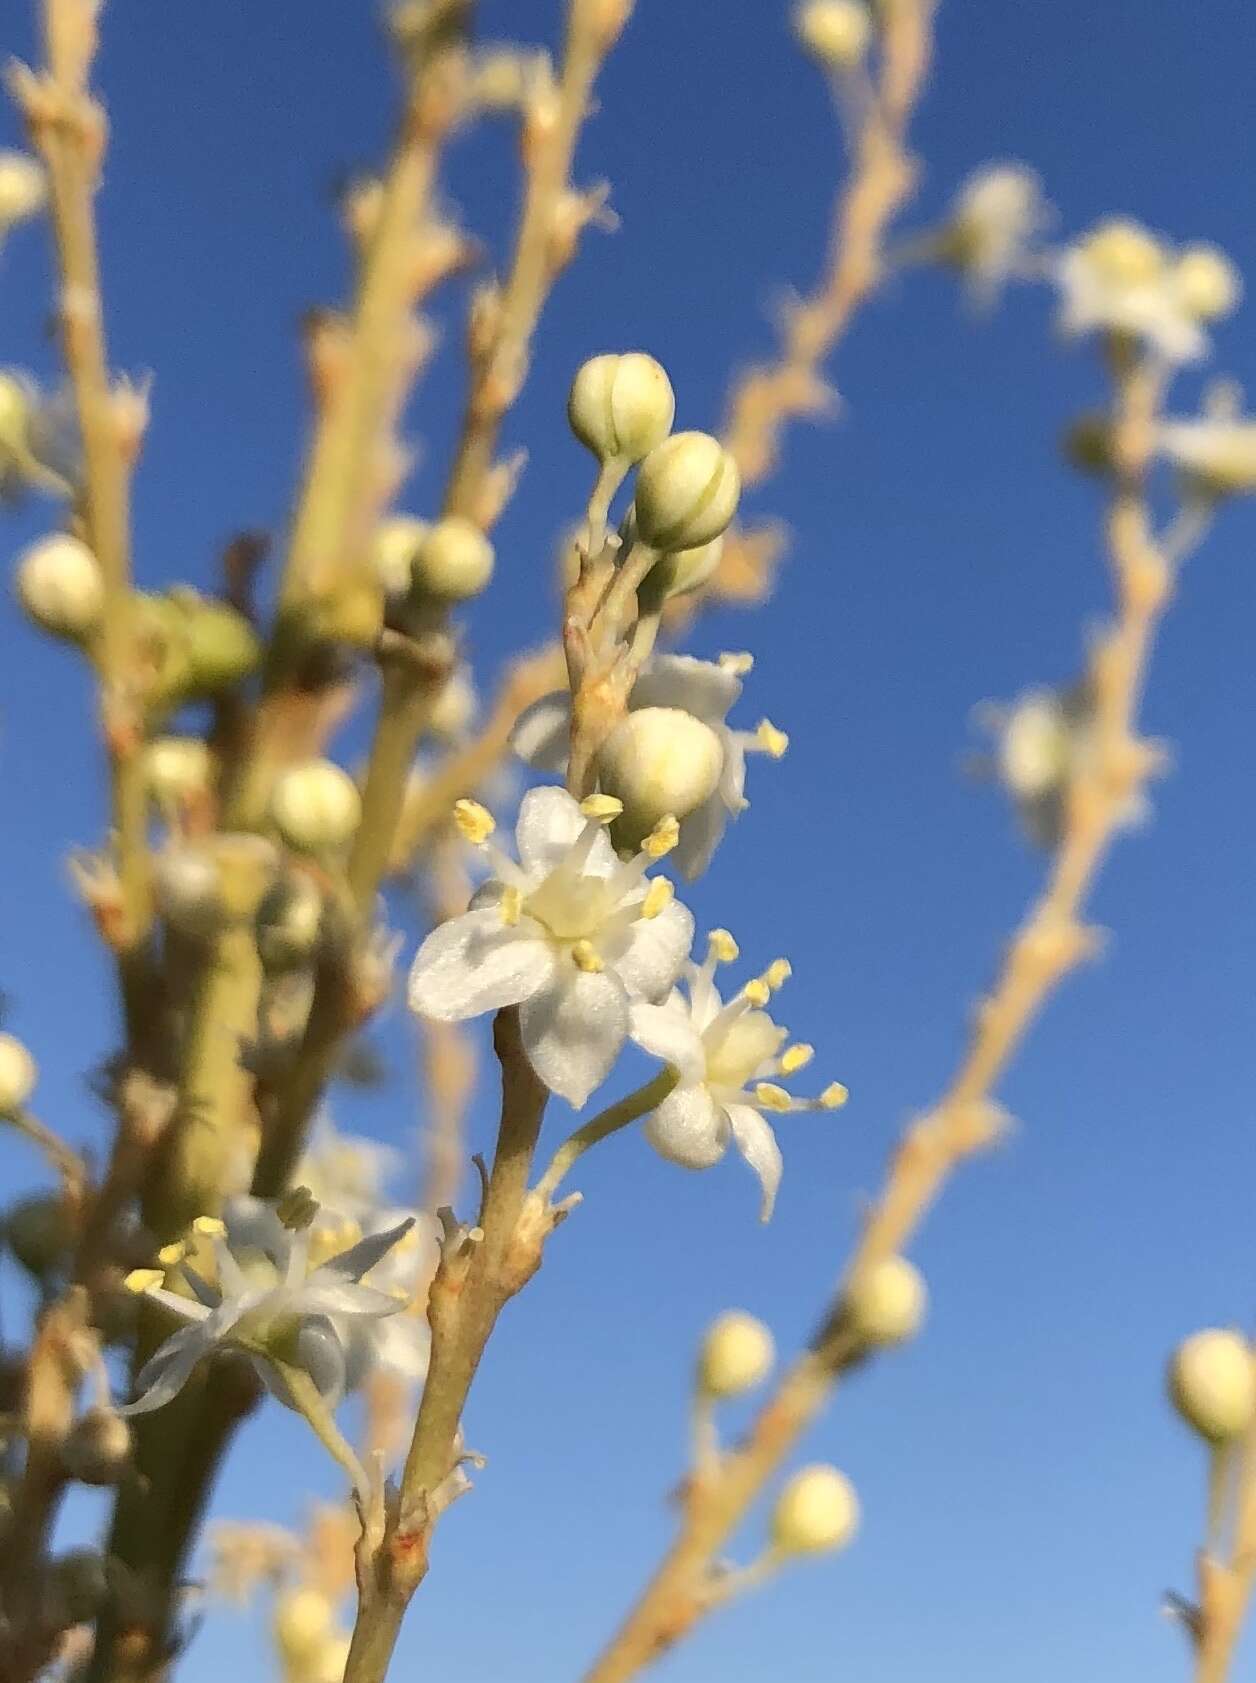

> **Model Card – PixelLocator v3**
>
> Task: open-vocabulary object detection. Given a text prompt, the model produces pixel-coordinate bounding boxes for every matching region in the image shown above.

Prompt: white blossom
[1053,219,1214,364]
[408,786,694,1106]
[511,654,787,879]
[629,932,846,1220]
[944,162,1050,300]
[1159,416,1256,497]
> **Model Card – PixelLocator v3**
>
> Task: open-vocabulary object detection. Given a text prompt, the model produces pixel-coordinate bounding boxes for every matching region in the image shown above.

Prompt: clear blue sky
[3,3,1256,1681]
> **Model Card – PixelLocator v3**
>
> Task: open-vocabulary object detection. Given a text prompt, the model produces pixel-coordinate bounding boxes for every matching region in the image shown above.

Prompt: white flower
[408,786,694,1106]
[944,162,1050,300]
[629,932,846,1220]
[0,151,47,230]
[1159,416,1256,498]
[511,654,787,879]
[1054,219,1208,364]
[120,1205,419,1415]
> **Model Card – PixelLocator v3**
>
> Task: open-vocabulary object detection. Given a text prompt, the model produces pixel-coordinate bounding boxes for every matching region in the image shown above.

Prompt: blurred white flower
[511,653,787,879]
[943,162,1050,300]
[629,932,846,1220]
[408,786,693,1106]
[1053,219,1227,364]
[1159,416,1256,498]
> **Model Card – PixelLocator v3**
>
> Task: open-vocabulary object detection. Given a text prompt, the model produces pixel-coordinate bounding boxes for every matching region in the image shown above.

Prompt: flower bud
[62,1406,133,1486]
[144,736,213,810]
[14,533,104,639]
[6,1193,74,1278]
[648,535,724,601]
[794,0,872,71]
[0,151,47,228]
[633,432,741,553]
[771,1464,860,1555]
[256,874,324,972]
[997,694,1070,800]
[845,1256,927,1347]
[373,515,429,597]
[597,707,723,842]
[1079,219,1165,290]
[1169,1328,1256,1444]
[43,1549,109,1627]
[272,761,362,853]
[568,353,675,465]
[155,845,224,939]
[181,596,263,694]
[272,1587,335,1668]
[699,1310,775,1397]
[1174,245,1241,323]
[0,1032,37,1113]
[413,516,495,601]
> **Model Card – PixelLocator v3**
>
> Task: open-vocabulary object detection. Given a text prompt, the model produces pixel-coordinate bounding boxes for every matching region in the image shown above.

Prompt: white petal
[629,995,706,1083]
[510,693,572,772]
[408,907,556,1021]
[122,1316,225,1415]
[513,784,586,874]
[613,897,694,1000]
[724,1102,784,1222]
[631,654,740,724]
[644,1083,728,1169]
[719,736,748,814]
[321,1215,416,1283]
[519,966,630,1107]
[297,1279,406,1319]
[673,793,726,881]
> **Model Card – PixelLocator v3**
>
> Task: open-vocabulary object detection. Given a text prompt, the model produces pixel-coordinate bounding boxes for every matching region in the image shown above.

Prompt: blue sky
[3,3,1256,1681]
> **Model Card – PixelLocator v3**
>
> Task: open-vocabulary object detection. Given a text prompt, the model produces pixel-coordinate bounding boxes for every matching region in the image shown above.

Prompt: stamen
[819,1082,849,1109]
[718,650,755,676]
[453,798,496,844]
[743,978,771,1008]
[780,1043,814,1075]
[157,1240,188,1267]
[500,885,524,927]
[571,939,605,974]
[191,1215,226,1238]
[580,793,624,823]
[642,814,680,858]
[708,928,740,964]
[276,1187,319,1232]
[754,1082,794,1113]
[641,877,674,920]
[764,958,792,990]
[753,719,789,759]
[124,1268,165,1294]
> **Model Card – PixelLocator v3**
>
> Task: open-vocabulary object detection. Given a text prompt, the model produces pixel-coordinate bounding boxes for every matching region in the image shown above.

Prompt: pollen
[156,1240,188,1266]
[124,1268,164,1294]
[641,877,674,920]
[500,885,524,926]
[755,1082,794,1112]
[276,1187,320,1231]
[580,793,624,823]
[642,813,680,858]
[718,650,755,676]
[191,1216,226,1238]
[571,939,605,973]
[780,1042,814,1074]
[708,928,740,963]
[764,958,792,989]
[743,978,772,1008]
[453,798,496,845]
[755,719,790,759]
[820,1082,849,1109]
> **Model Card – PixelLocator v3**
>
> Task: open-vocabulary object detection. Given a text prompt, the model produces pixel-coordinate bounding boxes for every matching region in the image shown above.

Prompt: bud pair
[375,513,495,603]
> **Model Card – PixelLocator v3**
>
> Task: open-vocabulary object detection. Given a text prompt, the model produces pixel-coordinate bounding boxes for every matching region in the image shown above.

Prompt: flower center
[704,1011,784,1092]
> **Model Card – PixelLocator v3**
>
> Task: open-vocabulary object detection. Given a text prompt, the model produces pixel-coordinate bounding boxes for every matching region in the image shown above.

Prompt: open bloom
[121,1204,416,1415]
[1053,220,1225,365]
[942,162,1050,301]
[629,932,846,1220]
[511,654,787,879]
[408,786,694,1106]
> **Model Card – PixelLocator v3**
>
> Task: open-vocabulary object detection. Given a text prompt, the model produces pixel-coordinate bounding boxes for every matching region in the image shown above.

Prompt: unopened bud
[155,845,224,939]
[598,707,723,842]
[649,535,724,601]
[1080,219,1165,290]
[998,694,1070,800]
[43,1549,109,1627]
[414,516,495,601]
[0,150,47,228]
[62,1407,132,1485]
[1169,1329,1256,1444]
[845,1256,927,1347]
[633,432,741,552]
[0,1032,37,1113]
[144,736,213,810]
[568,353,675,466]
[374,515,429,597]
[794,0,872,71]
[181,596,263,694]
[272,760,362,853]
[1174,246,1240,323]
[272,1587,335,1668]
[15,533,104,639]
[698,1310,775,1397]
[771,1464,860,1555]
[256,874,324,972]
[6,1193,74,1278]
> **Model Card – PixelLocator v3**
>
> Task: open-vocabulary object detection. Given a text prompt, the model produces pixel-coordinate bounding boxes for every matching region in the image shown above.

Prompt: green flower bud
[633,432,741,553]
[374,515,429,596]
[271,760,362,853]
[568,352,676,465]
[256,874,325,972]
[0,1032,37,1113]
[62,1407,133,1486]
[648,534,724,601]
[597,707,723,841]
[1064,414,1117,477]
[144,736,214,810]
[1169,1329,1256,1444]
[155,845,224,939]
[413,516,495,601]
[771,1464,860,1556]
[794,0,872,70]
[14,533,104,640]
[845,1256,927,1347]
[6,1193,74,1278]
[181,595,263,694]
[698,1310,775,1398]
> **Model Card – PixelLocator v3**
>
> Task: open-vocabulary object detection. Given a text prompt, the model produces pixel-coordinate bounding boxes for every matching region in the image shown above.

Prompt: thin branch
[533,1069,676,1203]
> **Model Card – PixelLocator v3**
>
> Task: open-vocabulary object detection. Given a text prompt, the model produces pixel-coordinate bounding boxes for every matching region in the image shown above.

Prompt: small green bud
[647,534,725,601]
[1064,414,1117,477]
[144,736,214,810]
[568,352,676,465]
[633,431,741,553]
[6,1193,74,1278]
[844,1256,927,1347]
[181,595,263,693]
[598,707,723,843]
[14,534,104,640]
[0,1032,37,1113]
[271,760,362,853]
[374,515,429,596]
[62,1407,133,1486]
[771,1464,860,1556]
[698,1310,775,1398]
[256,874,325,972]
[1169,1329,1256,1444]
[155,845,225,939]
[413,516,495,601]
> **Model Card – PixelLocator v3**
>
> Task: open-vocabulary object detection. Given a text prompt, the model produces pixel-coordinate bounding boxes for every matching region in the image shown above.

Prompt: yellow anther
[124,1268,164,1294]
[718,650,755,676]
[642,814,680,858]
[452,798,496,845]
[580,793,624,823]
[708,928,740,964]
[755,719,790,759]
[500,885,524,927]
[819,1082,849,1110]
[641,877,674,920]
[754,1082,794,1113]
[156,1241,188,1267]
[191,1216,226,1238]
[743,978,771,1008]
[764,958,792,990]
[780,1043,814,1075]
[571,939,605,974]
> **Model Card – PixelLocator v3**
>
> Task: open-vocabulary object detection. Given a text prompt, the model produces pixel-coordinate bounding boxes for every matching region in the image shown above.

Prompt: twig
[533,1069,676,1203]
[5,1108,89,1199]
[1194,1415,1256,1680]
